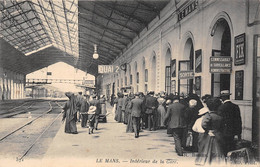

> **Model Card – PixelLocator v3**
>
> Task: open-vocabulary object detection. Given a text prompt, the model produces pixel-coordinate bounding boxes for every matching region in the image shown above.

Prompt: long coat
[129,98,143,117]
[218,101,242,137]
[145,95,158,114]
[163,102,186,129]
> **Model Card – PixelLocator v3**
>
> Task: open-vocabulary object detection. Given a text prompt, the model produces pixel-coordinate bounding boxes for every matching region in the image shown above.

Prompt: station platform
[40,104,196,167]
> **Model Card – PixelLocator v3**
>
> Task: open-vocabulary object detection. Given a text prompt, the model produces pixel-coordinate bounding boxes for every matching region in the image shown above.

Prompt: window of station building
[136,72,139,84]
[145,69,148,82]
[145,84,148,93]
[125,76,127,86]
[130,75,133,85]
[165,66,171,94]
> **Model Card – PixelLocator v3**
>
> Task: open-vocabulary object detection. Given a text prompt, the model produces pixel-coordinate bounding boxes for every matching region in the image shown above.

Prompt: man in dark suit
[163,95,186,156]
[145,91,158,131]
[89,95,101,130]
[218,90,242,156]
[129,92,143,138]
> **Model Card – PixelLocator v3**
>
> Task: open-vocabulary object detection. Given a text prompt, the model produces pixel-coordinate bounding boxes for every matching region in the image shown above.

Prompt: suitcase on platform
[226,147,256,164]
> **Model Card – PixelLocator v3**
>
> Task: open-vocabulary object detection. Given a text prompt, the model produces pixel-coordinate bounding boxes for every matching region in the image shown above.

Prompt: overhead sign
[210,56,232,73]
[178,71,194,79]
[98,65,119,74]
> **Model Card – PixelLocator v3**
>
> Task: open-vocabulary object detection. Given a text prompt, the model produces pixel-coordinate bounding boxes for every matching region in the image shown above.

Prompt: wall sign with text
[210,56,232,73]
[235,33,246,66]
[177,0,198,21]
[171,80,176,94]
[195,76,201,97]
[195,49,202,73]
[178,71,194,79]
[98,65,119,73]
[235,70,244,100]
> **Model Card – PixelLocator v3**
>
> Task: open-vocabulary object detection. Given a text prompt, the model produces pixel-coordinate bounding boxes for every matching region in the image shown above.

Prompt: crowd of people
[61,89,242,165]
[111,90,242,165]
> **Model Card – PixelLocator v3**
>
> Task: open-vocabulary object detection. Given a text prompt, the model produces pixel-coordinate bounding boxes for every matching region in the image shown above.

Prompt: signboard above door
[210,56,232,73]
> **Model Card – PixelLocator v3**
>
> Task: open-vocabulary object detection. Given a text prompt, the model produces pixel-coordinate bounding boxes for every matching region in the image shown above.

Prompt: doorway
[211,19,231,97]
[178,38,194,96]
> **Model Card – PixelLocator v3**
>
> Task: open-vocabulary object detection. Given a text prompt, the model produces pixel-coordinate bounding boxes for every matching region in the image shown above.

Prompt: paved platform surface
[41,104,196,167]
[3,103,197,167]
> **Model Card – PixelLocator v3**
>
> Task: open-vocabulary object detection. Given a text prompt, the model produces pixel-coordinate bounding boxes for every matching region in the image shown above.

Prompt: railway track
[0,101,36,118]
[0,100,65,161]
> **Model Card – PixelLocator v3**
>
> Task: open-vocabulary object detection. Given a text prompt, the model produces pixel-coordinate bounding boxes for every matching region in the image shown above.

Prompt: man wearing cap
[129,92,143,138]
[163,95,186,156]
[145,91,159,131]
[218,90,242,156]
[89,94,101,130]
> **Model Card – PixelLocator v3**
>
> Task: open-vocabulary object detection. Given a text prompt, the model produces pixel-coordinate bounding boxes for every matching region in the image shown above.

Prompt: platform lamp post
[93,44,99,96]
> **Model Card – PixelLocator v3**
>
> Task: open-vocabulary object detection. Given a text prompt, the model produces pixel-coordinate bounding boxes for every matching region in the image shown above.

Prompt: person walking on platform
[218,90,242,156]
[163,95,186,156]
[129,92,143,138]
[89,94,101,130]
[87,106,97,134]
[80,94,90,128]
[145,91,158,131]
[62,92,78,134]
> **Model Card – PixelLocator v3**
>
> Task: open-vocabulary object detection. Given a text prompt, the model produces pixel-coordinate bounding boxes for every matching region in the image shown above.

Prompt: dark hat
[171,95,180,101]
[148,91,154,95]
[220,90,231,96]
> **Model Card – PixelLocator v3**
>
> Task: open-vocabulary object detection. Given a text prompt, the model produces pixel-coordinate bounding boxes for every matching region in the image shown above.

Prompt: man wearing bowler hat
[218,90,242,156]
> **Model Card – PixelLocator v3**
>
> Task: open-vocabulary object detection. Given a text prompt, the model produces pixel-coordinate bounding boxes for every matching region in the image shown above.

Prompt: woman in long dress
[126,94,134,133]
[195,97,226,165]
[157,95,166,129]
[62,92,78,134]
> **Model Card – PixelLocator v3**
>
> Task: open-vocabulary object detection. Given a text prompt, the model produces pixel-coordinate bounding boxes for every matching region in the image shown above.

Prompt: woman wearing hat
[157,94,166,129]
[62,92,78,134]
[87,106,97,134]
[195,97,226,165]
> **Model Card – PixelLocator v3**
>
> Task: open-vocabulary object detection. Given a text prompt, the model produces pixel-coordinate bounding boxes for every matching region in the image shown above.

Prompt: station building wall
[101,0,260,141]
